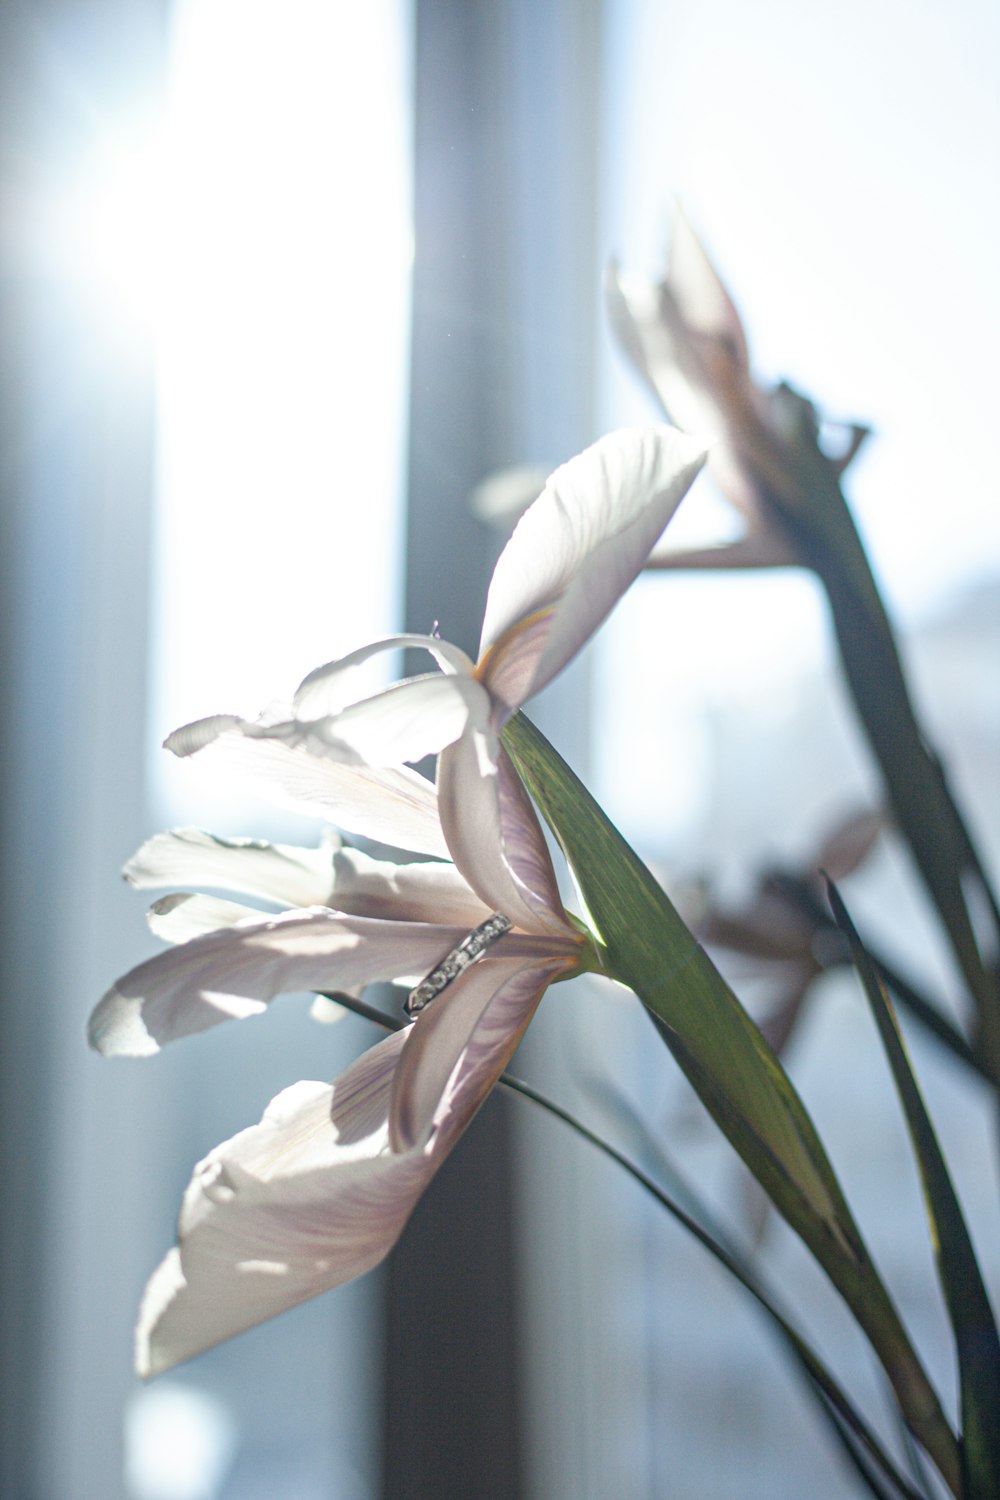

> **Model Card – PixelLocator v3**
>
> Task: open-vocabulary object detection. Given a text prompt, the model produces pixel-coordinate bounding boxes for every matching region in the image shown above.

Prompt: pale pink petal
[817,808,884,882]
[267,673,490,768]
[146,893,266,943]
[478,427,707,709]
[167,729,449,859]
[126,828,341,909]
[666,208,751,371]
[89,910,471,1057]
[136,1034,441,1376]
[292,634,474,719]
[329,845,490,927]
[389,943,576,1152]
[647,533,798,570]
[494,747,567,919]
[436,728,567,935]
[424,955,575,1161]
[605,263,758,519]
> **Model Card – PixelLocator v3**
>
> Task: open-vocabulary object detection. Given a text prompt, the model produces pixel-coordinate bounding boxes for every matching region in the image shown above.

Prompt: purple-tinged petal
[495,747,566,920]
[429,955,575,1159]
[166,729,449,859]
[389,943,576,1152]
[146,893,265,943]
[478,427,707,710]
[437,728,567,935]
[292,634,474,719]
[126,829,341,909]
[817,808,884,882]
[89,910,472,1057]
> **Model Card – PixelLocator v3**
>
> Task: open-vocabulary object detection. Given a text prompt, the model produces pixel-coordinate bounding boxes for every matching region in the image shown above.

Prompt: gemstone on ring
[405,914,512,1016]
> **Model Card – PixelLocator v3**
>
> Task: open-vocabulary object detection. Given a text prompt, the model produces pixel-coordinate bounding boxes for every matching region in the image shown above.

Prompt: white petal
[127,828,341,909]
[89,910,472,1057]
[292,634,474,719]
[436,729,567,935]
[329,845,490,927]
[274,673,490,768]
[164,714,244,758]
[136,1036,441,1376]
[137,950,578,1375]
[168,730,449,859]
[146,893,264,943]
[478,427,707,708]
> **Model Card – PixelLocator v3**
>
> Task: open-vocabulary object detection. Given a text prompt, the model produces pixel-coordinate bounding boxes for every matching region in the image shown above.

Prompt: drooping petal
[436,727,566,935]
[166,727,450,859]
[265,673,490,768]
[89,910,471,1057]
[135,1033,441,1377]
[477,427,707,710]
[146,893,266,943]
[389,943,576,1152]
[292,633,474,719]
[126,828,341,909]
[136,946,569,1377]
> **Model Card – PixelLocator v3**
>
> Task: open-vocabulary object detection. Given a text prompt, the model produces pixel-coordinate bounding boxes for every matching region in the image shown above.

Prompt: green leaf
[827,879,1000,1499]
[505,713,857,1254]
[500,1070,926,1500]
[817,555,1000,1074]
[325,985,925,1500]
[503,711,960,1494]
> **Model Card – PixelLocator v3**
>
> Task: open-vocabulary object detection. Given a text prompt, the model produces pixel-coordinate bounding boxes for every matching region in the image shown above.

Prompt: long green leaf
[503,1070,926,1500]
[503,712,960,1493]
[325,989,925,1500]
[505,715,859,1256]
[827,880,1000,1498]
[756,415,1000,1080]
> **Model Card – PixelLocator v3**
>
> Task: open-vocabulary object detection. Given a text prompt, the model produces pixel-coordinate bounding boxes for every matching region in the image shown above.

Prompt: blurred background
[1,1,997,1497]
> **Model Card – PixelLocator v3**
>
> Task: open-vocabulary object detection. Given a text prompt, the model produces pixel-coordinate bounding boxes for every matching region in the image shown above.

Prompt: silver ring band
[406,913,512,1016]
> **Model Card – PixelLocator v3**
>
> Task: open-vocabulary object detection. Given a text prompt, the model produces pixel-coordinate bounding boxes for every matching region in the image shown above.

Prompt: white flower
[91,425,706,1376]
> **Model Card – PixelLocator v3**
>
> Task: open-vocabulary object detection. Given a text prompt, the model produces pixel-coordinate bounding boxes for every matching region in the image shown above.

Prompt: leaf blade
[504,711,959,1492]
[827,879,1000,1499]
